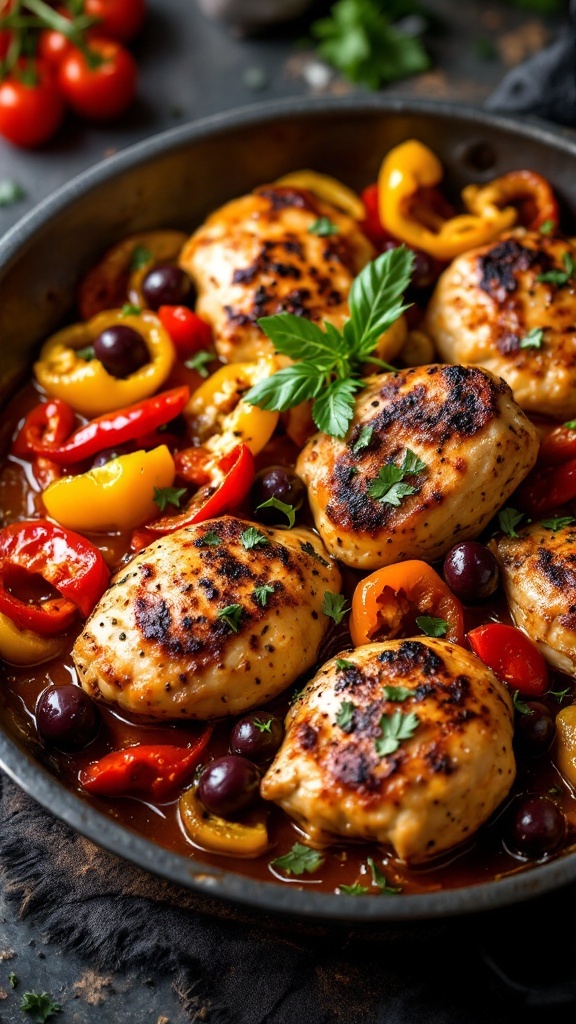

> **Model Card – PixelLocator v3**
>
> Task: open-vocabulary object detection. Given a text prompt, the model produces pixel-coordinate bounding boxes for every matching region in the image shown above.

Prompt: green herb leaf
[308,216,340,236]
[416,614,449,637]
[253,583,275,606]
[130,244,152,270]
[185,349,215,378]
[564,419,576,430]
[255,313,337,367]
[382,684,413,701]
[539,218,555,235]
[498,506,524,538]
[197,530,222,547]
[548,686,571,703]
[339,883,369,895]
[537,252,576,286]
[153,485,187,511]
[217,603,244,633]
[312,377,361,438]
[322,591,350,624]
[519,327,544,349]
[375,709,419,756]
[245,360,324,412]
[20,991,61,1022]
[9,971,18,988]
[336,657,354,670]
[368,448,426,505]
[75,345,95,361]
[346,246,414,359]
[512,690,531,715]
[121,302,141,316]
[335,700,356,730]
[541,515,575,531]
[351,423,374,454]
[271,842,325,876]
[254,717,273,732]
[0,179,24,206]
[367,856,402,893]
[241,526,269,549]
[256,496,296,528]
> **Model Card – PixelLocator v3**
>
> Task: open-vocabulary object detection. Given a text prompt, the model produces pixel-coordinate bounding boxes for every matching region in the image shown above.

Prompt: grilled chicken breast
[261,637,515,863]
[424,230,576,420]
[73,516,341,720]
[296,363,539,571]
[179,185,375,364]
[492,521,576,675]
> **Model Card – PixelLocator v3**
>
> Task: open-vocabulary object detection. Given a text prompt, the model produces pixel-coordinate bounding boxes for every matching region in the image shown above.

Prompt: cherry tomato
[0,61,65,148]
[350,559,465,647]
[515,457,576,518]
[158,305,212,360]
[538,424,576,466]
[84,0,146,42]
[37,6,74,69]
[58,37,137,121]
[467,623,549,697]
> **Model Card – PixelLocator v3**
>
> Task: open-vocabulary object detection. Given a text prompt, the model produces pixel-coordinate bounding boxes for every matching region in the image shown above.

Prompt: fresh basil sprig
[244,246,414,439]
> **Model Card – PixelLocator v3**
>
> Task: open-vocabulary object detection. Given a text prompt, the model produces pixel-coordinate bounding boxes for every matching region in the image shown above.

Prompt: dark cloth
[486,0,576,126]
[2,774,576,1022]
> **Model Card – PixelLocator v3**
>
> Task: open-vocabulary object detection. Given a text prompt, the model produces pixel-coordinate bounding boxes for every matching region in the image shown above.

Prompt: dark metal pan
[2,96,576,923]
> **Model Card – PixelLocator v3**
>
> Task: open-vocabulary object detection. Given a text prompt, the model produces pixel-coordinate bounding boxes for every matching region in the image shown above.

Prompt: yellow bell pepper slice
[377,139,517,261]
[34,309,175,417]
[0,612,67,666]
[179,787,269,858]
[185,358,279,458]
[273,170,366,220]
[42,445,175,532]
[555,706,576,790]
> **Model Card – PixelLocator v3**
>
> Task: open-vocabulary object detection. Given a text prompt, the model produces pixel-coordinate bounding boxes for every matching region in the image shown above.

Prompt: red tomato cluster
[0,0,145,148]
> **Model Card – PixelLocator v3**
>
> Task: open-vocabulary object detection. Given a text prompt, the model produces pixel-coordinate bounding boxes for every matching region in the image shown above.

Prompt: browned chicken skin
[296,363,539,570]
[179,185,375,363]
[261,637,515,863]
[424,230,576,419]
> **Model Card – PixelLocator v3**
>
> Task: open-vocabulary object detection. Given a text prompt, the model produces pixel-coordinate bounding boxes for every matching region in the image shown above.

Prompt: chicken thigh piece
[73,516,341,720]
[424,230,576,420]
[492,521,576,675]
[296,363,539,571]
[179,185,376,364]
[261,637,515,863]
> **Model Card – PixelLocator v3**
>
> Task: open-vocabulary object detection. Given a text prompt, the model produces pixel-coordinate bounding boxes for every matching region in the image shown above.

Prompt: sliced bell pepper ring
[0,611,67,666]
[79,728,212,799]
[179,786,269,858]
[131,442,255,548]
[467,623,548,697]
[185,358,279,458]
[462,170,559,233]
[514,457,576,518]
[273,170,366,220]
[0,519,109,634]
[157,305,213,360]
[12,397,76,458]
[24,385,189,467]
[42,445,176,532]
[34,309,176,417]
[350,559,465,648]
[377,140,517,261]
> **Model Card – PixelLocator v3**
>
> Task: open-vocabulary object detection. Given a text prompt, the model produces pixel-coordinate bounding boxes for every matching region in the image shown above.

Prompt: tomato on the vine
[0,60,65,147]
[84,0,145,42]
[58,37,137,120]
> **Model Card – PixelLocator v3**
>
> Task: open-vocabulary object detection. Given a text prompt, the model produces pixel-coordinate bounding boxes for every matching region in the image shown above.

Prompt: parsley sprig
[537,251,576,286]
[368,448,426,506]
[153,485,187,511]
[244,246,414,439]
[271,842,324,876]
[20,990,61,1022]
[375,709,419,756]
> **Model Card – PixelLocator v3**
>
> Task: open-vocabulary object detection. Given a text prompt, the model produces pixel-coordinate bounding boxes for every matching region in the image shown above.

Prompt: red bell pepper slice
[131,442,255,550]
[158,305,213,360]
[467,623,549,697]
[22,386,190,466]
[79,728,212,799]
[515,458,576,518]
[538,424,576,466]
[0,520,110,634]
[12,397,77,457]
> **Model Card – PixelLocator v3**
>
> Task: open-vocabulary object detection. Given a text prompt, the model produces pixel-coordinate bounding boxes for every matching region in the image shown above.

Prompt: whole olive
[230,713,284,764]
[35,685,100,752]
[93,325,149,379]
[503,794,565,860]
[250,466,305,525]
[197,755,260,818]
[514,701,556,758]
[141,264,193,309]
[91,447,127,468]
[442,541,500,603]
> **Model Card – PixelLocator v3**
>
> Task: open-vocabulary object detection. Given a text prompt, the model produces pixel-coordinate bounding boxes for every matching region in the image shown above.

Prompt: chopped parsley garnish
[352,423,374,454]
[416,614,449,638]
[9,971,18,988]
[241,526,269,549]
[254,717,273,732]
[185,350,215,378]
[217,603,244,633]
[564,419,576,430]
[0,179,25,206]
[335,699,356,730]
[153,485,187,511]
[300,540,330,567]
[271,842,325,876]
[367,856,402,893]
[541,515,575,531]
[512,690,531,715]
[498,506,524,538]
[130,244,152,270]
[308,216,339,236]
[519,327,544,349]
[76,345,95,361]
[253,583,275,606]
[244,246,414,438]
[121,302,141,316]
[537,251,576,286]
[20,991,61,1022]
[197,530,222,547]
[322,591,350,624]
[383,684,413,702]
[375,709,419,756]
[368,448,426,506]
[338,883,369,895]
[336,657,354,670]
[256,496,296,528]
[539,218,555,235]
[549,686,571,703]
